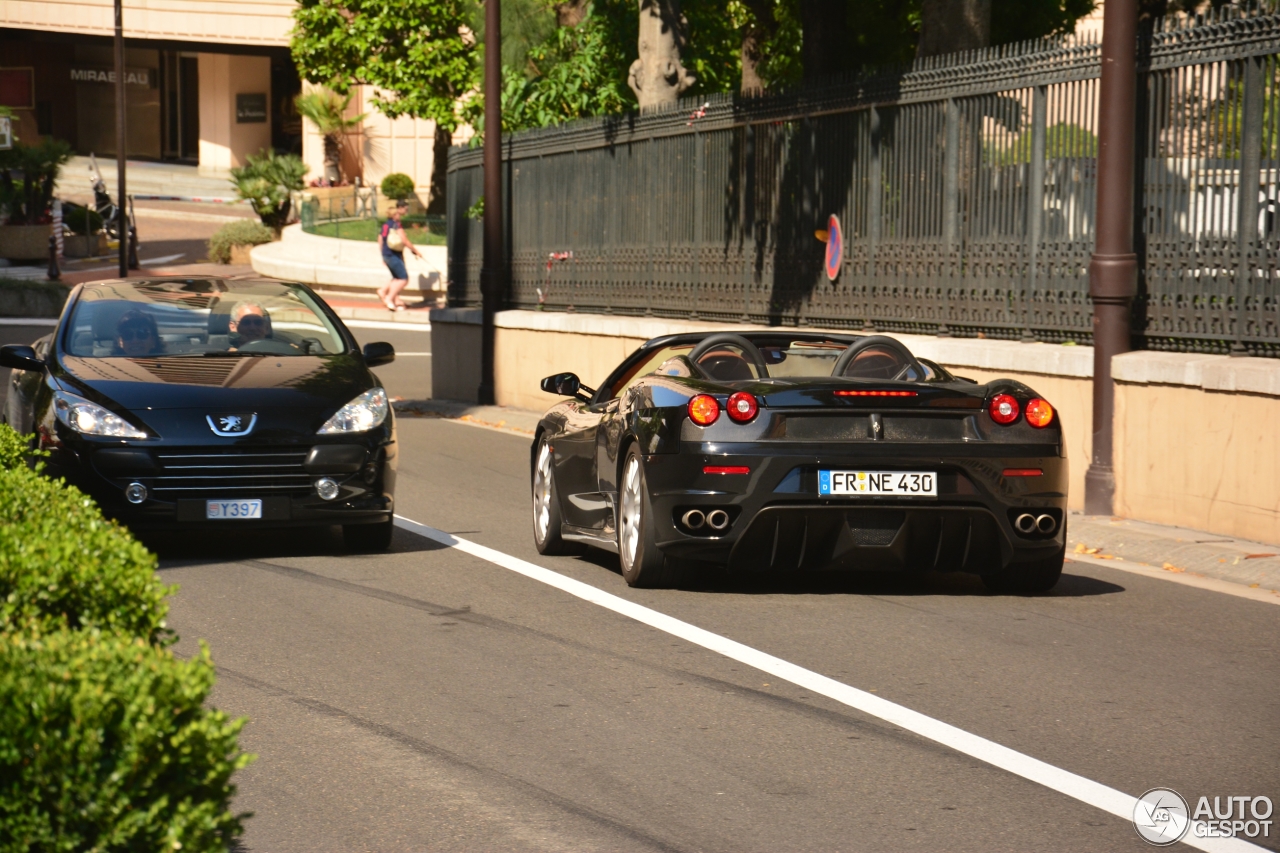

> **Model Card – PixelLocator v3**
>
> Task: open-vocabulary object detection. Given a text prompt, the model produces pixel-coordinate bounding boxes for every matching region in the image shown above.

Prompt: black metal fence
[448,7,1280,356]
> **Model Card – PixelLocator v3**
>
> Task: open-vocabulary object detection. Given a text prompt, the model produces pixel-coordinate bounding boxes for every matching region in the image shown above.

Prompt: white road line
[343,319,432,331]
[139,252,186,266]
[0,318,58,327]
[393,514,1265,853]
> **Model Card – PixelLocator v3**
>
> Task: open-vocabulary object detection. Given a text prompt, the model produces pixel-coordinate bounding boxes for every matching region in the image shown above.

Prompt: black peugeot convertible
[532,332,1067,592]
[1,277,397,550]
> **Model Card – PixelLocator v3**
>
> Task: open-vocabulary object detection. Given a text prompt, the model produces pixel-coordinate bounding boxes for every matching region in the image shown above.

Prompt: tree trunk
[916,0,992,58]
[799,0,850,82]
[555,0,589,27]
[739,0,773,94]
[426,122,451,216]
[323,134,342,182]
[628,0,696,111]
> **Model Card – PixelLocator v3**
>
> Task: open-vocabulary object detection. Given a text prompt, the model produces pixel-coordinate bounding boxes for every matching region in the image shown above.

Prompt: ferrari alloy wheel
[532,437,572,555]
[618,446,673,587]
[981,544,1065,595]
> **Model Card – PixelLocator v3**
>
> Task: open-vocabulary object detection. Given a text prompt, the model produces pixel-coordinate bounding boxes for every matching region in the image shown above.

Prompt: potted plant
[229,150,309,235]
[60,202,106,258]
[0,139,72,261]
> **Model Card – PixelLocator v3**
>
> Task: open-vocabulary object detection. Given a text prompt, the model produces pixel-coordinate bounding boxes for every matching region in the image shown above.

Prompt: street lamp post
[114,0,128,279]
[478,0,502,405]
[1084,0,1138,517]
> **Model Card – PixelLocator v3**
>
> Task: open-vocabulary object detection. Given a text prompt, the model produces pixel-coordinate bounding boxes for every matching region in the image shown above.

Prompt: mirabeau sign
[70,67,153,87]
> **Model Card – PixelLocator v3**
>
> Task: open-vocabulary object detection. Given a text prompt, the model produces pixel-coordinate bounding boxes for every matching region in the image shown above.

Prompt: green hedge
[0,464,171,642]
[0,631,250,853]
[0,424,251,851]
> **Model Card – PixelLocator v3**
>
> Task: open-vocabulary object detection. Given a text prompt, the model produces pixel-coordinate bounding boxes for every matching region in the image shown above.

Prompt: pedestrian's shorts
[384,253,408,280]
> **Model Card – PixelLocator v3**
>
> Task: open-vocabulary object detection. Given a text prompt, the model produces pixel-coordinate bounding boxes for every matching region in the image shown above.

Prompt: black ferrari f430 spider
[531,332,1067,593]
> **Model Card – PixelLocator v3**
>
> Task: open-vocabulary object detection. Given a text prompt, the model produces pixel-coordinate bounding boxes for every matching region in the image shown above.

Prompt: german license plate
[206,499,263,519]
[819,470,937,497]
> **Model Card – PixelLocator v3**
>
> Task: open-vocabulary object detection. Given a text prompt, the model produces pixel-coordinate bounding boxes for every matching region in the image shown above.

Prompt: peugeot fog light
[54,391,148,439]
[317,387,389,434]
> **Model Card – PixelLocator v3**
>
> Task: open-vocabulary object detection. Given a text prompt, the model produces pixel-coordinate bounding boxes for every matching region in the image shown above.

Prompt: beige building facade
[2,0,443,200]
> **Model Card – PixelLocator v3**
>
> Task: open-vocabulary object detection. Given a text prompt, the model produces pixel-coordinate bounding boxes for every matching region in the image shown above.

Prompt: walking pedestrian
[377,200,422,311]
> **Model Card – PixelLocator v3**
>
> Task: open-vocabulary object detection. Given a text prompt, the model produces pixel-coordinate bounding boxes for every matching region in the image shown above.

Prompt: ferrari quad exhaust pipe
[1014,513,1038,535]
[706,509,731,531]
[1036,514,1057,534]
[682,509,707,530]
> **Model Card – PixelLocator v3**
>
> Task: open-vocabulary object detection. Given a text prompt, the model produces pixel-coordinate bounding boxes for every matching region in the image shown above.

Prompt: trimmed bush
[379,172,414,202]
[0,464,171,642]
[61,202,103,236]
[0,630,252,852]
[208,219,274,264]
[0,422,41,471]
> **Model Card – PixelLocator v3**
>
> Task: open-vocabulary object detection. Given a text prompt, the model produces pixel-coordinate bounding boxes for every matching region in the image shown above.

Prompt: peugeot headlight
[54,391,148,439]
[317,387,389,434]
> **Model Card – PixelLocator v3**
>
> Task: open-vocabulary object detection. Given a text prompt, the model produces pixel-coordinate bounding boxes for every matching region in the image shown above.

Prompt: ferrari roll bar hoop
[829,335,924,380]
[687,333,769,379]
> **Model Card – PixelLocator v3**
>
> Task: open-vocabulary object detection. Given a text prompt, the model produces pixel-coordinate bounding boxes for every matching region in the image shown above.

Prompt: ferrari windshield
[64,280,347,358]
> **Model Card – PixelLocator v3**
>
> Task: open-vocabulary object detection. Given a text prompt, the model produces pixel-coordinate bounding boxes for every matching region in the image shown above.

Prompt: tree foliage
[292,0,1095,139]
[291,0,475,129]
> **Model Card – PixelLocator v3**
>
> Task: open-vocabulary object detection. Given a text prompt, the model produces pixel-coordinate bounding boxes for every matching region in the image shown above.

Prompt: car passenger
[113,310,164,357]
[230,302,272,346]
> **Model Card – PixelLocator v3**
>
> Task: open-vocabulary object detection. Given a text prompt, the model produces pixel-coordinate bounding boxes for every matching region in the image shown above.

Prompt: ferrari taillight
[726,391,758,423]
[688,394,720,426]
[1025,398,1055,428]
[988,393,1020,425]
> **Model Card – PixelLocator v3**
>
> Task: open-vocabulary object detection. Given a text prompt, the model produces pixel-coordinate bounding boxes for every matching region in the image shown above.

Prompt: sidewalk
[1067,514,1279,596]
[394,397,1280,601]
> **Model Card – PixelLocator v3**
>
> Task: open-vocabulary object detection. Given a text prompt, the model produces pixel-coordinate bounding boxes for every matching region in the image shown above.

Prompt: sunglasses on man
[118,326,155,341]
[237,315,268,328]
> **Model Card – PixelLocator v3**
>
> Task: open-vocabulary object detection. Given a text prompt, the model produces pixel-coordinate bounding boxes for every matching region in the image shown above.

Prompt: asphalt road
[147,417,1279,853]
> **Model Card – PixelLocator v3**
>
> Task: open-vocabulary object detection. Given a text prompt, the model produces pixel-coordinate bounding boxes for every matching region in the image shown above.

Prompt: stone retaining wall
[430,309,1280,544]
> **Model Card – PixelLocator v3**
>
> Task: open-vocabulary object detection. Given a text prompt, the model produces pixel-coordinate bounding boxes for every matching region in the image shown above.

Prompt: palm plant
[229,150,308,234]
[293,90,366,182]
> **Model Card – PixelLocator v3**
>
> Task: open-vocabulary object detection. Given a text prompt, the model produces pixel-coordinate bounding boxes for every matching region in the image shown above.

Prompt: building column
[198,52,272,176]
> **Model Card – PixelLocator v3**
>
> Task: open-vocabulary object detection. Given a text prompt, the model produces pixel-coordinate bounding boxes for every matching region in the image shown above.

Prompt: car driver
[230,302,272,346]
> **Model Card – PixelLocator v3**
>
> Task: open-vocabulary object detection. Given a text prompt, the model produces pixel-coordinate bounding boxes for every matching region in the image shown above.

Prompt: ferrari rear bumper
[644,443,1066,573]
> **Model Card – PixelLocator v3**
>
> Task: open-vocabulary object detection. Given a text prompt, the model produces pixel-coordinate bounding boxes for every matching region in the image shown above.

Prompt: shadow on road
[144,524,445,567]
[574,549,1125,598]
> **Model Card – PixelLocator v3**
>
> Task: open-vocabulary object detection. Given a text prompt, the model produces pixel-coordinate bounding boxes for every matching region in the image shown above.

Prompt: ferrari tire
[532,437,576,555]
[982,545,1064,594]
[618,446,676,588]
[344,517,394,552]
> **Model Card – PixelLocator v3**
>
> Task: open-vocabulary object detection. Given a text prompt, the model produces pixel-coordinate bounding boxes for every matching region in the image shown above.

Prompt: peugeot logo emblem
[207,414,257,436]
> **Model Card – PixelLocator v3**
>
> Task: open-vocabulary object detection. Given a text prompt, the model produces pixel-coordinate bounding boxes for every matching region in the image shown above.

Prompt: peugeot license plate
[819,470,937,497]
[206,499,263,519]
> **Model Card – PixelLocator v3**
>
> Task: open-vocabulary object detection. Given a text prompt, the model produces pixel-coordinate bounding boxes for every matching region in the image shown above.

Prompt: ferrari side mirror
[0,345,45,372]
[362,342,395,367]
[541,372,580,397]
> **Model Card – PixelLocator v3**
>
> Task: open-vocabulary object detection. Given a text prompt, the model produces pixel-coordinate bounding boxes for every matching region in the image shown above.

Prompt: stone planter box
[229,244,258,265]
[0,224,53,262]
[62,233,107,259]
